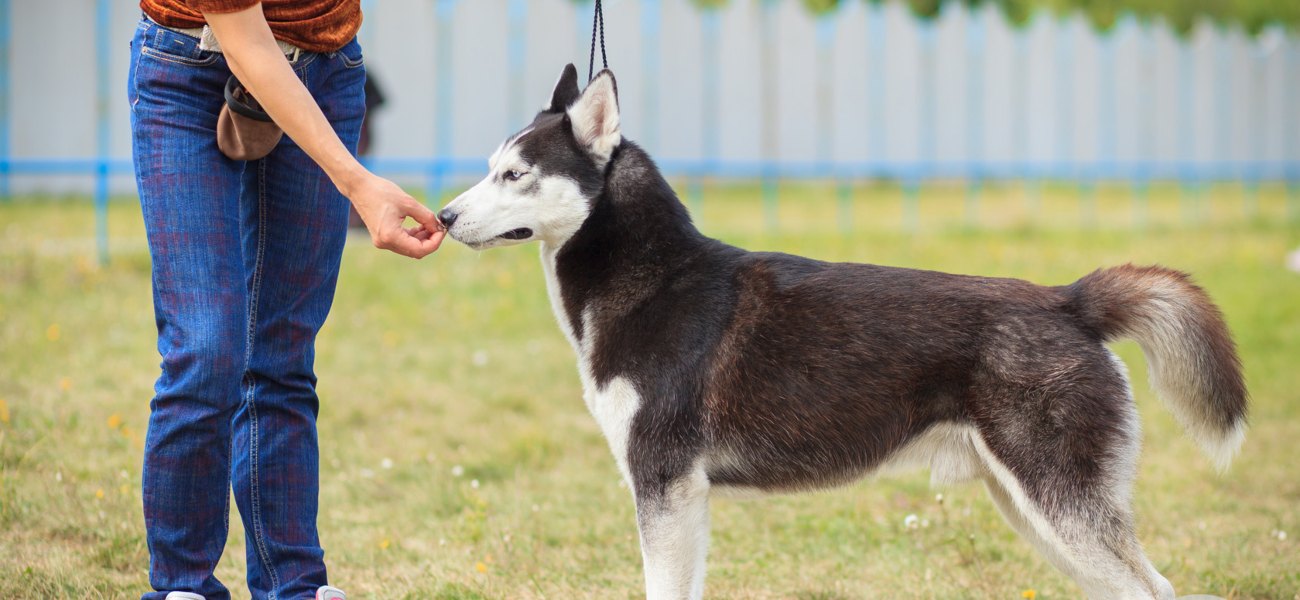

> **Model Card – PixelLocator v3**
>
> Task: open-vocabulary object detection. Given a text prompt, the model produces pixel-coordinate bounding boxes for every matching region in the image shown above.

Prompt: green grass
[1,183,1298,599]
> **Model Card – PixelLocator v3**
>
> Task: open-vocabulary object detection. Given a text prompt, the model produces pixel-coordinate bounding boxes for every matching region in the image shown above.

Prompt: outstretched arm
[203,2,445,259]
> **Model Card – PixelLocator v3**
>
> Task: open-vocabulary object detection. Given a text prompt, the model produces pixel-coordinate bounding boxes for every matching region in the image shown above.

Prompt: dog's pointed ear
[567,69,621,164]
[544,64,581,113]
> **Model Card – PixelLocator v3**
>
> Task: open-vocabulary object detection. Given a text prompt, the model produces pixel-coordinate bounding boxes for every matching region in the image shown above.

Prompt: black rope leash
[588,0,607,82]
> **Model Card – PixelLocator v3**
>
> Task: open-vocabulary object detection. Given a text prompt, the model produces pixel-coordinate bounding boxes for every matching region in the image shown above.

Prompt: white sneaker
[164,594,205,600]
[316,586,346,600]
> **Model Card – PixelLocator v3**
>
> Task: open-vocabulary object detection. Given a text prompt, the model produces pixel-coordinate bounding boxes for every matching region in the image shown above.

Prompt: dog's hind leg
[981,476,1074,575]
[972,417,1175,600]
[634,467,711,600]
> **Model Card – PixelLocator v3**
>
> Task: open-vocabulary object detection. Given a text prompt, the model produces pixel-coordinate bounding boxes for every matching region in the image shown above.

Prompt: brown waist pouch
[217,75,283,161]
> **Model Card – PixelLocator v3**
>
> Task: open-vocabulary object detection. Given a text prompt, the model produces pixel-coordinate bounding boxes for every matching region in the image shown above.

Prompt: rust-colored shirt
[140,0,362,53]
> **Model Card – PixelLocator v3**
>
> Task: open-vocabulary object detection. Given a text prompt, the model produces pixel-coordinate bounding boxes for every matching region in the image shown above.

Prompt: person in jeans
[130,2,443,598]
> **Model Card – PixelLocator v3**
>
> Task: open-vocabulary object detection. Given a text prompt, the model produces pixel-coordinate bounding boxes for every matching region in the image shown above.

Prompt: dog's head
[438,64,621,250]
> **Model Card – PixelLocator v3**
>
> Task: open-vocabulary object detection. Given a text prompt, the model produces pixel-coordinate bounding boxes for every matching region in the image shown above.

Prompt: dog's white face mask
[439,65,621,250]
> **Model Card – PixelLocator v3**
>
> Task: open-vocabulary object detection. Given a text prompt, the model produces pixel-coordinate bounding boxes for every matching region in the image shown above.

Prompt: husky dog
[437,64,1247,600]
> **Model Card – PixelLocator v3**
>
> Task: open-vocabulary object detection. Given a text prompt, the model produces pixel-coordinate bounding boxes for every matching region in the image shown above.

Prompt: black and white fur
[437,64,1248,600]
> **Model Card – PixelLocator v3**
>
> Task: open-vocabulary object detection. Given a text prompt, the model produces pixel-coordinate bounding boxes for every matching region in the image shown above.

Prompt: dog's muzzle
[436,208,459,229]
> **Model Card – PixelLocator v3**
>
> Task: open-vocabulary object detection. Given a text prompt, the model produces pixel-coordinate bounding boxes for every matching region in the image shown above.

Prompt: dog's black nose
[437,208,459,229]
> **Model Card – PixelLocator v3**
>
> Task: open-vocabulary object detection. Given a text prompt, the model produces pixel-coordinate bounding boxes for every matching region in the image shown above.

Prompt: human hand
[347,174,446,259]
[205,6,443,259]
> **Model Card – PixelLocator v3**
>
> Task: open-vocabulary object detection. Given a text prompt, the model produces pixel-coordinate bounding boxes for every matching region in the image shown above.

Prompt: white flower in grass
[451,464,465,477]
[1286,248,1300,274]
[381,457,393,470]
[903,514,919,530]
[472,350,489,367]
[470,479,480,489]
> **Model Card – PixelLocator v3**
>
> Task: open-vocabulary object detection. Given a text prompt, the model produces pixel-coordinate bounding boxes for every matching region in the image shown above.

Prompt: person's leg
[229,42,367,599]
[131,19,247,600]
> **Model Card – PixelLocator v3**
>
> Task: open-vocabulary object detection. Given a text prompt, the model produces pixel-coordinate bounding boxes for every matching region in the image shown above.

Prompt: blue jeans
[129,17,365,600]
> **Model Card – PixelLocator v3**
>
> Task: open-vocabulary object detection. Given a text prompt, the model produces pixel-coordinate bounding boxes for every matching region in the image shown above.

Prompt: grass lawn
[1,183,1297,599]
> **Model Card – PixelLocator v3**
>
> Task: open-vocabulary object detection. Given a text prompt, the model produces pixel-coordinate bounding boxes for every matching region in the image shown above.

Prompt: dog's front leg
[634,468,711,600]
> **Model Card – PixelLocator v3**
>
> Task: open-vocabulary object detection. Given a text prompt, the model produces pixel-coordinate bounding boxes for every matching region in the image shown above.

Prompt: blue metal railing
[641,0,661,155]
[0,0,1297,266]
[0,0,10,202]
[95,0,111,263]
[4,157,1293,182]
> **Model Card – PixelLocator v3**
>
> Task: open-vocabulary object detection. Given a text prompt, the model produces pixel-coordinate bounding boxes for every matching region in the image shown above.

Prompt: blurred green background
[2,0,1298,597]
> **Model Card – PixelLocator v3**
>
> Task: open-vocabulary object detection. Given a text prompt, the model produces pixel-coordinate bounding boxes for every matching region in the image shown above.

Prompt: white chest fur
[541,244,641,485]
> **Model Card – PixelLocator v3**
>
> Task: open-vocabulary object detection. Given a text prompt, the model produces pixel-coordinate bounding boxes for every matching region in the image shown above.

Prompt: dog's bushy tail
[1069,264,1247,471]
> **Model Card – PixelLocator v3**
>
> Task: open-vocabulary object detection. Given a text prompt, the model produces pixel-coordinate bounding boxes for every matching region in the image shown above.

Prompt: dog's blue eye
[504,170,525,182]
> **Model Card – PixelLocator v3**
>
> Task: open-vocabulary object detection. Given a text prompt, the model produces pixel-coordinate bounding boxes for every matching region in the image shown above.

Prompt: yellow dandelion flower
[0,398,9,425]
[59,377,72,392]
[1021,589,1037,599]
[107,414,123,430]
[46,324,61,342]
[95,488,105,500]
[474,561,488,574]
[379,538,391,550]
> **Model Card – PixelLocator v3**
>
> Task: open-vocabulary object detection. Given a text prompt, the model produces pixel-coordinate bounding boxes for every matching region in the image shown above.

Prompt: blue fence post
[361,0,376,45]
[0,0,10,202]
[867,1,886,224]
[95,0,111,265]
[909,6,932,235]
[1133,20,1154,230]
[920,19,935,175]
[576,0,604,65]
[1246,33,1269,220]
[358,0,376,174]
[508,0,527,127]
[1177,35,1197,225]
[760,0,778,231]
[814,15,844,232]
[1290,41,1300,222]
[429,0,457,206]
[1214,32,1232,223]
[1056,16,1076,217]
[912,18,935,232]
[1091,25,1120,229]
[642,0,661,156]
[1015,16,1038,222]
[694,8,721,215]
[965,4,985,228]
